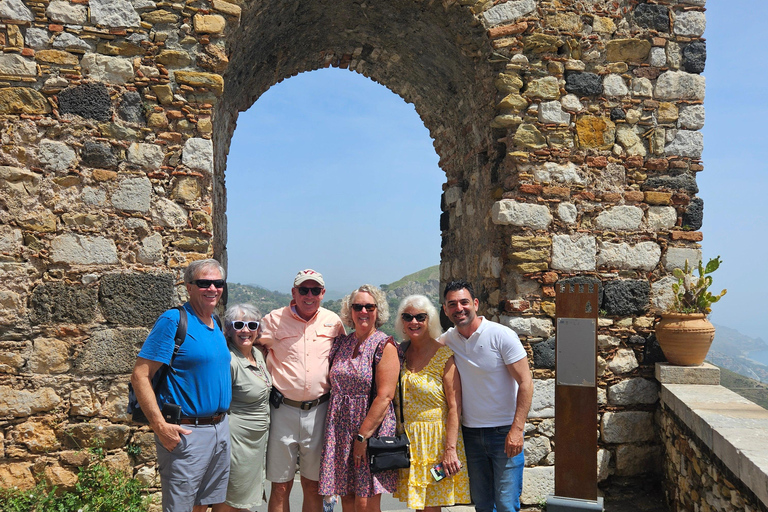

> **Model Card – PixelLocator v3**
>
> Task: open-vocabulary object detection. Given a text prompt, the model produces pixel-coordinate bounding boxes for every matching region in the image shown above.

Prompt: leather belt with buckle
[179,413,226,425]
[280,393,330,411]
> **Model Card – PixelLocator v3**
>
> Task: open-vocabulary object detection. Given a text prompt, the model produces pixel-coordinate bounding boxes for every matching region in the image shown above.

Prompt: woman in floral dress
[319,284,402,512]
[393,295,470,511]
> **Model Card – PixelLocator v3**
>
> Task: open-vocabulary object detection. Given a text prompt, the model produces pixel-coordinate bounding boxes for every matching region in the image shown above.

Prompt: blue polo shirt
[138,303,231,417]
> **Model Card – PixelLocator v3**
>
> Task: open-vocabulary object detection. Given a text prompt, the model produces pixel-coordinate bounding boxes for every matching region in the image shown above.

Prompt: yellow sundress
[393,345,471,509]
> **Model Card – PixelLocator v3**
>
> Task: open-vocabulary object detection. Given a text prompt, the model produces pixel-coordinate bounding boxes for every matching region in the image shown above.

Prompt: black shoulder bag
[127,306,188,424]
[367,343,410,473]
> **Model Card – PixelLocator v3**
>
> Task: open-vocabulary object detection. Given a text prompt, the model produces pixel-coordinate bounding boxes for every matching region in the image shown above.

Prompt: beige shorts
[266,400,328,483]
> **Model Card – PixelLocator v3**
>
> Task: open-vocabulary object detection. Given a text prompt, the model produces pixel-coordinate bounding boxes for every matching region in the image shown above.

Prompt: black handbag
[367,351,410,473]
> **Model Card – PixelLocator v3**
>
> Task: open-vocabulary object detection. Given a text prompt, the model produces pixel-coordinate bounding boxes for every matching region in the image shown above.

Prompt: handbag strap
[368,339,405,425]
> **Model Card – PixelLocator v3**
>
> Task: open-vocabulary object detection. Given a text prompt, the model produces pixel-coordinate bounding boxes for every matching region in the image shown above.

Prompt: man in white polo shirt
[441,279,533,512]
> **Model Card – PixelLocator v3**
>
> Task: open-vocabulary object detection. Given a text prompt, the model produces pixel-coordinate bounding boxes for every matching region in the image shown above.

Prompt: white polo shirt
[441,317,527,428]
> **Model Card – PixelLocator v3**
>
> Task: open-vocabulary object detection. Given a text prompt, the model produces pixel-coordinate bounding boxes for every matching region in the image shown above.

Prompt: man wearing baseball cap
[260,269,345,512]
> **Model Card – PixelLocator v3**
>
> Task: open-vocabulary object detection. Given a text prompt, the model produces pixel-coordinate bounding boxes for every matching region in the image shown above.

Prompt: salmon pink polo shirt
[260,302,345,402]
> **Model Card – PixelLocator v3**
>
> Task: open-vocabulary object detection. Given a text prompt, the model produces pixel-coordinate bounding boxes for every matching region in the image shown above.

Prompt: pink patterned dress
[319,330,400,497]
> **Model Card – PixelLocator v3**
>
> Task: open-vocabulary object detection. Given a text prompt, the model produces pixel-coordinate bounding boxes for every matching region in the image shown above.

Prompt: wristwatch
[355,433,366,443]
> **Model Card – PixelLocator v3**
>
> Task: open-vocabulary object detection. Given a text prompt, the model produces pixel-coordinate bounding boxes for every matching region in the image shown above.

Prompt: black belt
[274,391,330,410]
[179,413,226,425]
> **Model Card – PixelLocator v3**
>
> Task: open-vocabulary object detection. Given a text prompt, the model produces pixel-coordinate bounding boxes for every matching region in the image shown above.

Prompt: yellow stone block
[643,191,672,205]
[194,14,226,34]
[212,0,242,18]
[592,16,616,34]
[576,115,615,150]
[35,50,78,66]
[657,102,679,124]
[174,71,224,96]
[606,39,651,63]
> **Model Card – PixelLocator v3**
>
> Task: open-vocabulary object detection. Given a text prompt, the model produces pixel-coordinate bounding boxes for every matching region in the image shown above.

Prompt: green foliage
[669,256,727,314]
[226,282,292,315]
[0,456,151,512]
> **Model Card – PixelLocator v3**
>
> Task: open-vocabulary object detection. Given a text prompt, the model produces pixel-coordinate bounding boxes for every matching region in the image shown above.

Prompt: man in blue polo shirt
[131,259,232,512]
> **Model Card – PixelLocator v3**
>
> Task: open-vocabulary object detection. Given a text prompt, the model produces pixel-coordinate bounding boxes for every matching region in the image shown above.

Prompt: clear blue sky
[226,1,768,338]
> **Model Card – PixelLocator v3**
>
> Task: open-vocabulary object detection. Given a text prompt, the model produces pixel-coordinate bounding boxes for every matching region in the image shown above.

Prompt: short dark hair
[443,279,476,300]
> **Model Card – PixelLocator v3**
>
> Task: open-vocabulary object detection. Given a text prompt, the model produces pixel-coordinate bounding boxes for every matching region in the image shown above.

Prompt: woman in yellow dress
[393,294,470,511]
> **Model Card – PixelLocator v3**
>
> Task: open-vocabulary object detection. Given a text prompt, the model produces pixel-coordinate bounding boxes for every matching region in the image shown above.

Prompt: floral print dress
[319,330,400,497]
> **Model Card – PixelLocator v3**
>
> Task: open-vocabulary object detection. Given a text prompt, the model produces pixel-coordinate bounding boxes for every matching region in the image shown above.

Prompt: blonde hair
[340,284,389,329]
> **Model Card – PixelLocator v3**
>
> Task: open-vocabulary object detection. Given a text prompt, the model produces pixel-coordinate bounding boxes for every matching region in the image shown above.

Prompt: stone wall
[0,0,708,504]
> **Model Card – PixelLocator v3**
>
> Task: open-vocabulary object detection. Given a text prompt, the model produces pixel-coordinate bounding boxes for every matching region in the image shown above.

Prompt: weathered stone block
[0,0,33,22]
[81,54,134,85]
[483,0,536,27]
[604,74,628,97]
[76,328,149,374]
[504,316,553,338]
[523,34,561,54]
[512,123,547,149]
[601,411,655,443]
[0,53,36,76]
[615,444,661,476]
[538,101,570,125]
[674,11,706,37]
[82,141,117,169]
[152,197,189,227]
[492,200,552,229]
[576,115,614,149]
[663,247,701,272]
[565,72,602,96]
[99,273,176,326]
[643,173,698,195]
[523,76,560,100]
[138,232,164,264]
[61,422,130,449]
[606,39,651,62]
[597,241,661,271]
[29,337,71,374]
[127,142,165,170]
[174,71,224,96]
[194,14,226,34]
[142,9,178,24]
[51,234,118,265]
[595,205,643,231]
[602,280,649,316]
[532,337,555,369]
[607,348,639,374]
[183,137,214,173]
[682,41,706,74]
[525,435,552,465]
[90,0,141,28]
[521,466,554,505]
[665,130,703,158]
[47,0,87,24]
[14,421,60,453]
[53,32,91,52]
[58,83,112,121]
[683,197,704,230]
[646,206,677,230]
[558,202,577,224]
[679,104,705,130]
[111,177,152,213]
[38,139,77,173]
[654,71,705,100]
[0,463,35,490]
[530,379,554,418]
[608,377,659,405]
[0,386,60,418]
[30,282,98,324]
[118,90,145,124]
[552,234,596,271]
[634,4,669,32]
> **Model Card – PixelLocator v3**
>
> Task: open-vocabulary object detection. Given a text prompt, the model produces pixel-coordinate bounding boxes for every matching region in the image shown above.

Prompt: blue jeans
[462,425,525,512]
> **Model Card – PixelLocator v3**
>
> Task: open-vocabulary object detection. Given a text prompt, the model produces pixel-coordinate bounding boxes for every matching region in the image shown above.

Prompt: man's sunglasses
[231,320,260,331]
[401,313,428,322]
[351,303,377,312]
[192,279,226,289]
[298,286,323,296]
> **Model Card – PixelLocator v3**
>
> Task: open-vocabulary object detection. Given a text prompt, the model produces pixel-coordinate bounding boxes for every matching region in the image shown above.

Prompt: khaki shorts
[266,400,328,482]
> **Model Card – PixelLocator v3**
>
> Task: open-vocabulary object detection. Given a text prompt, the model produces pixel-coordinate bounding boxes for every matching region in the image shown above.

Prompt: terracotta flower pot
[655,313,715,366]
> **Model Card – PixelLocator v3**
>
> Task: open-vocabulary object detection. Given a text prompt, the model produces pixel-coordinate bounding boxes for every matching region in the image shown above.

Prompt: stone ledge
[655,362,720,384]
[661,383,768,507]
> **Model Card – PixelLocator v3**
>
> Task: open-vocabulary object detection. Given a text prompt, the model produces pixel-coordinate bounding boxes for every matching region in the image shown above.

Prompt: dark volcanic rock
[30,283,98,324]
[642,174,699,195]
[682,41,706,74]
[82,140,117,169]
[118,90,145,124]
[565,72,603,96]
[634,4,669,32]
[683,197,704,230]
[99,273,176,327]
[602,280,649,317]
[58,82,111,121]
[532,336,555,369]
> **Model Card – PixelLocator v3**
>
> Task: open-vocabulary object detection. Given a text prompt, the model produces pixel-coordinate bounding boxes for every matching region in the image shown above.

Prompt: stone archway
[212,0,502,298]
[0,0,709,504]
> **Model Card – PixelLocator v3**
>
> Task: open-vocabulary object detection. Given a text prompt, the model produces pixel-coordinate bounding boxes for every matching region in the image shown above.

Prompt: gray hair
[394,294,443,341]
[223,303,262,340]
[184,259,226,283]
[340,284,389,329]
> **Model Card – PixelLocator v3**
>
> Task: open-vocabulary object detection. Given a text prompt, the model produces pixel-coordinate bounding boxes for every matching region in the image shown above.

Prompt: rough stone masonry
[0,0,707,507]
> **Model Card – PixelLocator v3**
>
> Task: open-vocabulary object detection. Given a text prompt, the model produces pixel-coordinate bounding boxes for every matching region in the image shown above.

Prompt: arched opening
[224,68,444,294]
[212,0,504,302]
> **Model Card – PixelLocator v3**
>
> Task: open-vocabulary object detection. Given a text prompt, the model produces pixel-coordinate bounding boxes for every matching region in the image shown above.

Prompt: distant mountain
[228,265,440,338]
[226,283,292,316]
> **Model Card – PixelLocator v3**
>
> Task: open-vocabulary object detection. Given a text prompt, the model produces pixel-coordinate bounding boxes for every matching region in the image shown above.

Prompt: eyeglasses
[192,279,226,289]
[298,286,323,296]
[351,303,377,312]
[401,313,428,322]
[231,320,260,331]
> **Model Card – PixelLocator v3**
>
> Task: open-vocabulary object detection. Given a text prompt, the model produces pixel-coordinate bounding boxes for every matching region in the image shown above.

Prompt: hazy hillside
[228,265,440,338]
[708,324,768,383]
[718,366,768,409]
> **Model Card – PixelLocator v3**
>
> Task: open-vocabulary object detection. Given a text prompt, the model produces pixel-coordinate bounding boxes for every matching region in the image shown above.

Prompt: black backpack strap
[168,305,188,375]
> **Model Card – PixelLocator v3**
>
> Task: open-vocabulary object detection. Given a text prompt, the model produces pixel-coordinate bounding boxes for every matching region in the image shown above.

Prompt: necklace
[248,356,271,385]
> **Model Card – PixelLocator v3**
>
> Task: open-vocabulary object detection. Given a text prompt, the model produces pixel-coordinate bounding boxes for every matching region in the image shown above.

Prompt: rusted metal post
[548,281,603,511]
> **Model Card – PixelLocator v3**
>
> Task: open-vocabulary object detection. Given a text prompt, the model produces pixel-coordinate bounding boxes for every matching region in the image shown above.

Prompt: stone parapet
[656,362,721,385]
[660,383,768,511]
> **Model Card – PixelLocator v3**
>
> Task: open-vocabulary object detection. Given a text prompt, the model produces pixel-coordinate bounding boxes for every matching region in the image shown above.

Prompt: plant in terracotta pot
[655,256,727,366]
